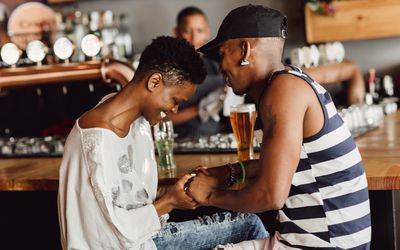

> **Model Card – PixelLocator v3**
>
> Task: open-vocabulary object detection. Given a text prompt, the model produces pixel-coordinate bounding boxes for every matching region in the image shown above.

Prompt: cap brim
[198,38,224,62]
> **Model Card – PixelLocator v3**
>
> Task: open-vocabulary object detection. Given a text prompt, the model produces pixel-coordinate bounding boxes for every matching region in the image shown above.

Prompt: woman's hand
[154,174,198,216]
[166,174,199,210]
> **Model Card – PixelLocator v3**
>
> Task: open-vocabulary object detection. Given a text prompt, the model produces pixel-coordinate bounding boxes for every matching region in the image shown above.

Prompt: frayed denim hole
[211,212,228,223]
[158,222,182,237]
[229,212,239,221]
[169,224,178,234]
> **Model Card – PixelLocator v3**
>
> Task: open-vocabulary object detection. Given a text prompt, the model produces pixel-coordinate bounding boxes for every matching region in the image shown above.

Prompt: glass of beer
[153,119,177,179]
[230,104,256,161]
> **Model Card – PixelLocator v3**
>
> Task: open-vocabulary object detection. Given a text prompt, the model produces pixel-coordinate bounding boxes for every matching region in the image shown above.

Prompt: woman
[58,36,267,250]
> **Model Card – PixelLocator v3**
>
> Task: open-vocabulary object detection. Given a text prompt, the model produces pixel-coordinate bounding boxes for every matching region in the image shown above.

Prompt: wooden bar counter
[0,111,399,191]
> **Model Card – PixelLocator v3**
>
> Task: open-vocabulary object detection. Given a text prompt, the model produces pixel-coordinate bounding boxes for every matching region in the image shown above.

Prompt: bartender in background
[170,6,226,139]
[304,59,366,106]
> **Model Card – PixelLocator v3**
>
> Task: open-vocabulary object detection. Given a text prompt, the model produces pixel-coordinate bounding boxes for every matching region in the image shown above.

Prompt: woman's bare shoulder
[78,110,111,130]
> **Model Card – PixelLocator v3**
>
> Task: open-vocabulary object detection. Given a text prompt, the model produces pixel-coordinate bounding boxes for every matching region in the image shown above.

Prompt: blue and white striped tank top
[259,66,371,249]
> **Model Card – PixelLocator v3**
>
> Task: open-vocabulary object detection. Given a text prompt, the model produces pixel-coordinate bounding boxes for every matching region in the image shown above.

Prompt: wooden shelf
[305,0,400,43]
[0,58,134,88]
[0,62,102,88]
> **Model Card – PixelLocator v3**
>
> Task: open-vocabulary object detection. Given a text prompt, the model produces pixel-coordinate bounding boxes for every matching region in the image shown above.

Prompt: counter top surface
[1,112,399,191]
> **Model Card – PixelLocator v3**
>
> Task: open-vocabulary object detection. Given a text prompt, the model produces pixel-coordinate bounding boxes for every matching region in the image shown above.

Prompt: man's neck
[247,62,285,104]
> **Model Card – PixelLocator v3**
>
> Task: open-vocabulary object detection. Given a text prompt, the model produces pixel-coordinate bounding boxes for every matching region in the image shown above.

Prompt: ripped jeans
[152,212,268,250]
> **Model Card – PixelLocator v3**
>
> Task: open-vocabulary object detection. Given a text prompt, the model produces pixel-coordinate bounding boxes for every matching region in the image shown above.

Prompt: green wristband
[236,161,246,183]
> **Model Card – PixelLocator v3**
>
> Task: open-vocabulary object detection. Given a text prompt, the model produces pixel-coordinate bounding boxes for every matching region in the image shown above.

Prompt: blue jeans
[152,212,268,250]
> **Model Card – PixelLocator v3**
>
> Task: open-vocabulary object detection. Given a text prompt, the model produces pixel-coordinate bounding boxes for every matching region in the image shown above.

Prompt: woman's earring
[240,59,250,66]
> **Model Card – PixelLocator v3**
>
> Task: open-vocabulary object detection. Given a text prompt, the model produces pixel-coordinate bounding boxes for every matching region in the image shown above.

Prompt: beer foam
[230,104,256,113]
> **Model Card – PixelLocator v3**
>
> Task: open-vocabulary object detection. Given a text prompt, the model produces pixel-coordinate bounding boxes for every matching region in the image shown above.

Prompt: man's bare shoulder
[260,73,313,109]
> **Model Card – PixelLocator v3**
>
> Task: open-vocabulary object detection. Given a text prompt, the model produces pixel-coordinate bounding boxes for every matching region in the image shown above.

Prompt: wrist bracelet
[224,163,236,188]
[236,161,246,184]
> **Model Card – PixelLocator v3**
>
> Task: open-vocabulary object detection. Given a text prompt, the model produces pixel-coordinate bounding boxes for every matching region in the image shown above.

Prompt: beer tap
[81,34,102,61]
[1,43,21,68]
[26,40,47,66]
[53,37,74,64]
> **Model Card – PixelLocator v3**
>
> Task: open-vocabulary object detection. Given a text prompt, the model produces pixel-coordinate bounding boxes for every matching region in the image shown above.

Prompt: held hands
[186,171,219,206]
[165,174,198,210]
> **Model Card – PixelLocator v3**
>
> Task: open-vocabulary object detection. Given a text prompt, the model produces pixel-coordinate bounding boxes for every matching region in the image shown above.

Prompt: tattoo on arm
[263,105,276,140]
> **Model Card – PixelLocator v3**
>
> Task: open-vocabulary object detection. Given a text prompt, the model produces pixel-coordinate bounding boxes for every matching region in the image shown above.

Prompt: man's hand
[187,173,219,206]
[348,79,365,105]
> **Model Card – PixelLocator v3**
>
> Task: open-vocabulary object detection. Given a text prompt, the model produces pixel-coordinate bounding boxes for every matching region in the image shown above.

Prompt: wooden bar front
[0,111,399,191]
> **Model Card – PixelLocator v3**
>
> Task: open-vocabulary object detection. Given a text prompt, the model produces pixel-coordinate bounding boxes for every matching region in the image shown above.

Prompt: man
[58,36,266,250]
[170,6,226,138]
[188,5,371,249]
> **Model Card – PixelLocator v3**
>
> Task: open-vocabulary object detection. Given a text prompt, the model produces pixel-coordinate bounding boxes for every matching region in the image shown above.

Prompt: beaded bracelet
[224,163,236,188]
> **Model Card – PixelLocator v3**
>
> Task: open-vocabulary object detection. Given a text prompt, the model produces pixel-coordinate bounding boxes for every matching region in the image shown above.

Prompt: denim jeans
[152,212,268,250]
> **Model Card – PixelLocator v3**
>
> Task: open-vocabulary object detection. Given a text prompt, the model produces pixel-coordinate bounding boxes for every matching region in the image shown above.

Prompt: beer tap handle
[88,83,95,93]
[100,57,134,87]
[62,85,68,95]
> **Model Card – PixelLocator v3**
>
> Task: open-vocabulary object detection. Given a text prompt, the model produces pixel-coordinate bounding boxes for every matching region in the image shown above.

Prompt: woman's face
[144,79,196,125]
[219,40,251,96]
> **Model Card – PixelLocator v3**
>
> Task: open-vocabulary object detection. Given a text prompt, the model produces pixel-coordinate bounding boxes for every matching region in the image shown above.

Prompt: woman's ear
[147,73,163,92]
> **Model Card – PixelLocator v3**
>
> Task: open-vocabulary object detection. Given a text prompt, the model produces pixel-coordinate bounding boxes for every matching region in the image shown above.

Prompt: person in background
[58,36,267,250]
[170,6,226,139]
[188,5,371,249]
[304,59,366,106]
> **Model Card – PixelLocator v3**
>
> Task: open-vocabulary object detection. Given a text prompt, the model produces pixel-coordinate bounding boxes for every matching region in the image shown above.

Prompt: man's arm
[168,105,198,125]
[202,159,260,187]
[189,74,312,213]
[304,60,365,105]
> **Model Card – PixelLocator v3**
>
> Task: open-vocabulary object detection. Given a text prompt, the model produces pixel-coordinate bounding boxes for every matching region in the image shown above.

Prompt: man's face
[176,14,210,49]
[145,79,197,125]
[219,40,251,96]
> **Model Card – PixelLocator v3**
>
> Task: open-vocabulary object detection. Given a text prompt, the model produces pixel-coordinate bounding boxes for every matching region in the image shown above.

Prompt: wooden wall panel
[305,0,400,43]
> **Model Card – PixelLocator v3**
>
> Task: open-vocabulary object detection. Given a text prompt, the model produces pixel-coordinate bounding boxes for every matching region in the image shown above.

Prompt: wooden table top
[0,112,399,191]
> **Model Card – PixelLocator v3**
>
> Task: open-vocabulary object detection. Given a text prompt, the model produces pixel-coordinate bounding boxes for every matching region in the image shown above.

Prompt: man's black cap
[198,5,288,61]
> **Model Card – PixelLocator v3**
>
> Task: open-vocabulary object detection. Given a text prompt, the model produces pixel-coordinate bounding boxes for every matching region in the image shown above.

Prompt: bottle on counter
[367,68,381,104]
[100,10,118,58]
[115,13,133,59]
[52,13,66,42]
[70,11,88,62]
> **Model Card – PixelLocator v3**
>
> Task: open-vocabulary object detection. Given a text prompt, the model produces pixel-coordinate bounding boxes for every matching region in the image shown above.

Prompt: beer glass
[153,119,177,179]
[230,104,256,161]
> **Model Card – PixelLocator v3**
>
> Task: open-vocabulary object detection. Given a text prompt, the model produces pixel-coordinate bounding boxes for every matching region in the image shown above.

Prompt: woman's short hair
[136,36,206,85]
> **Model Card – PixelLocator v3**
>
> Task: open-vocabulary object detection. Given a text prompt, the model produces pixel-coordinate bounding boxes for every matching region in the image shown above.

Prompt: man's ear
[147,73,163,92]
[173,27,179,38]
[241,40,251,61]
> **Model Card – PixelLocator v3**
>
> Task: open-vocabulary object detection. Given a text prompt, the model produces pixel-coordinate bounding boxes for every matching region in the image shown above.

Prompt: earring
[240,59,250,66]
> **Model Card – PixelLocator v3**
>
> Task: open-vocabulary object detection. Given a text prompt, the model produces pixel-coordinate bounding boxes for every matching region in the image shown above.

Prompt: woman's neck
[97,84,143,136]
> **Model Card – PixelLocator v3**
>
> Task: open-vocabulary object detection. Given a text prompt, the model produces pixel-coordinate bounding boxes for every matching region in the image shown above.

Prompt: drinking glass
[230,104,256,161]
[153,119,176,179]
